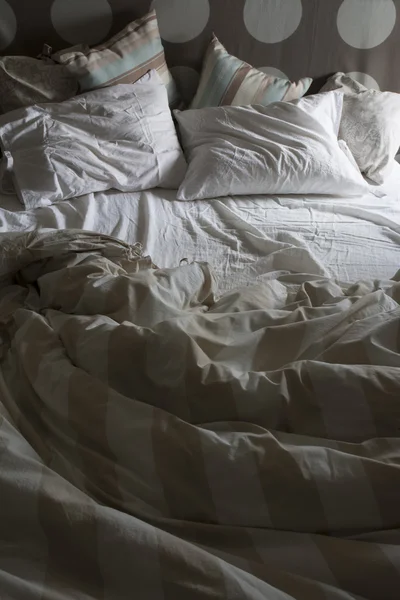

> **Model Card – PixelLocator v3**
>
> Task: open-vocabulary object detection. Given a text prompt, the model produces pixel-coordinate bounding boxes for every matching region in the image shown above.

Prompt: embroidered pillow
[321,73,400,184]
[0,57,77,114]
[190,35,312,109]
[52,10,181,108]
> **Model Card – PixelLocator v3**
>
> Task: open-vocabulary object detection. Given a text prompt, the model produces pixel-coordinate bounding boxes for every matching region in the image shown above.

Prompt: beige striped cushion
[190,35,312,109]
[52,10,181,108]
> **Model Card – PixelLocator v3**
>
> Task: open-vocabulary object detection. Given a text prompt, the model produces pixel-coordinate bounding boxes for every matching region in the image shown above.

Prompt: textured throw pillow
[0,71,187,210]
[321,73,400,184]
[176,91,368,200]
[0,57,78,114]
[52,10,181,108]
[190,35,312,109]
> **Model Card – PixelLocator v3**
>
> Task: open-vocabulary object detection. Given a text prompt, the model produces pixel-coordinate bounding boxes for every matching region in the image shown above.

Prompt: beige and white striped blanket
[0,229,400,600]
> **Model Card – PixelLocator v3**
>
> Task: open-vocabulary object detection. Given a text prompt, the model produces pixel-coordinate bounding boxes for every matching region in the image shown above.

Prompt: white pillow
[321,73,400,184]
[0,70,187,209]
[175,91,369,201]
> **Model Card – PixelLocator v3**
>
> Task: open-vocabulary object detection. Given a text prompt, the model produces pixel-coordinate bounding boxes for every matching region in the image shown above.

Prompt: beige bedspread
[0,229,399,600]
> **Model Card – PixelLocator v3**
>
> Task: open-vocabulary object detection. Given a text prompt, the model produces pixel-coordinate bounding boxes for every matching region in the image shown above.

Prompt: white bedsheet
[1,166,400,294]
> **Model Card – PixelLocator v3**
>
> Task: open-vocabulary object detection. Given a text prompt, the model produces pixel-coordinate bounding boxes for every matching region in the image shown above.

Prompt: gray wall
[0,0,399,91]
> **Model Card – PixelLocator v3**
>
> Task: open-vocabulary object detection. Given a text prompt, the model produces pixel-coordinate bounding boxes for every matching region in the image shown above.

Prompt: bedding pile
[1,229,400,599]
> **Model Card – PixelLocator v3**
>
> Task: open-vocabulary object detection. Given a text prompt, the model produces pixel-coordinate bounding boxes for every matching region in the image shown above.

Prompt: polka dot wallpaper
[1,0,399,92]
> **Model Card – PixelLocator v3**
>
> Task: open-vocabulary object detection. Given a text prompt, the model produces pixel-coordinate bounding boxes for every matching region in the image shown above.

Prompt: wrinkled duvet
[0,229,400,600]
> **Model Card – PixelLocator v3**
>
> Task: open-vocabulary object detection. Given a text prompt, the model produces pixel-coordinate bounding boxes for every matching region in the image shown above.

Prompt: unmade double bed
[0,2,400,599]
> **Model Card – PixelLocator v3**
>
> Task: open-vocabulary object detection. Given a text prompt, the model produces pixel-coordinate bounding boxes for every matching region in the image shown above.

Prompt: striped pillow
[52,10,181,108]
[190,36,312,109]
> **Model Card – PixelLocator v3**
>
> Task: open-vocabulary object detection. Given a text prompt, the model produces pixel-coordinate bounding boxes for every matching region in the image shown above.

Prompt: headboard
[1,0,399,93]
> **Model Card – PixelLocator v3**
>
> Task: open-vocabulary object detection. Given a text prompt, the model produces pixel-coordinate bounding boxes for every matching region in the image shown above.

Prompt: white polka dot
[337,0,396,49]
[244,0,302,44]
[170,66,200,105]
[347,71,380,90]
[152,0,210,43]
[258,67,289,80]
[51,0,112,45]
[0,0,16,51]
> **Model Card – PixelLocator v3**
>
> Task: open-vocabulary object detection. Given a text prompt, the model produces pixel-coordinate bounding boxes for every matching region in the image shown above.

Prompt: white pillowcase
[175,91,369,201]
[321,73,400,184]
[0,70,187,209]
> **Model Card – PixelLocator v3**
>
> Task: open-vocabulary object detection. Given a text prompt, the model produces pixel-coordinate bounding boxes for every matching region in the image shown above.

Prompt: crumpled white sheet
[1,164,400,295]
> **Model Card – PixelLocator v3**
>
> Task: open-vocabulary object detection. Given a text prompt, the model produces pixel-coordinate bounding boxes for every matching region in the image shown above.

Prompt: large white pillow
[321,73,400,184]
[175,92,369,201]
[0,70,187,209]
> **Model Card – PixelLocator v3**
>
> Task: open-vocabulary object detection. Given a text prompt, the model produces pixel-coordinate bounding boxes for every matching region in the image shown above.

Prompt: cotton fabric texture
[321,73,400,184]
[176,91,368,201]
[190,35,312,109]
[0,56,78,114]
[52,10,181,108]
[0,71,186,210]
[1,228,400,600]
[2,169,400,293]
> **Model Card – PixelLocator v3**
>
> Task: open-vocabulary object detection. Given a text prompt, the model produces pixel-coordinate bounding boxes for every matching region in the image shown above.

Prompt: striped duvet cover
[0,229,399,599]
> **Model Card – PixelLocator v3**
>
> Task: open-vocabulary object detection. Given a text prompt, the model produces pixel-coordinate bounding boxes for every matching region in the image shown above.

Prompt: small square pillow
[190,35,312,109]
[0,57,78,114]
[175,91,368,201]
[52,10,181,108]
[0,70,187,210]
[321,73,400,184]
